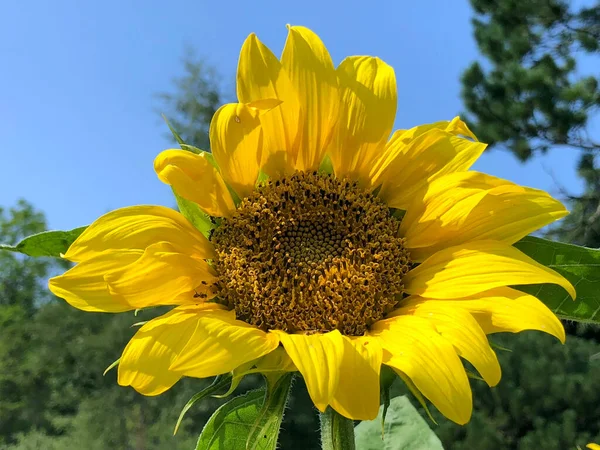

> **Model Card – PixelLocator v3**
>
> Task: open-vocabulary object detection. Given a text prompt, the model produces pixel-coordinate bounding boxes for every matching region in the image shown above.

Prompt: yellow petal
[397,287,566,343]
[281,25,339,171]
[169,309,279,377]
[154,149,235,217]
[118,304,225,396]
[237,33,300,176]
[209,103,263,199]
[392,116,477,143]
[329,56,396,186]
[254,346,297,373]
[369,315,472,425]
[273,330,344,412]
[105,242,216,308]
[401,171,568,261]
[64,205,214,263]
[330,335,382,420]
[375,129,486,209]
[587,444,600,450]
[403,240,576,300]
[396,301,501,386]
[49,250,141,312]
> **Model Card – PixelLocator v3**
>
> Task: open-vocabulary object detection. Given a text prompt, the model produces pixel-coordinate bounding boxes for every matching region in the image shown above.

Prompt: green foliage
[0,227,87,258]
[515,236,600,323]
[354,396,444,450]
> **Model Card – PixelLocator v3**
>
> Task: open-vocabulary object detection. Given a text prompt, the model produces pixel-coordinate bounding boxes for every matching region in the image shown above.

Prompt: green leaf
[174,375,232,435]
[354,396,444,450]
[173,190,214,238]
[514,236,600,324]
[196,382,289,450]
[0,226,87,258]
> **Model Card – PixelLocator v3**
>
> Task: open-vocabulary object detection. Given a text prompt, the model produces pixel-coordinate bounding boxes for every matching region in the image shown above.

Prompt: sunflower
[49,25,575,424]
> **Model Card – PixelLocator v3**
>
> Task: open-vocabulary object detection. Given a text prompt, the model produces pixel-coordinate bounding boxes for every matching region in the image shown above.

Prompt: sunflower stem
[319,408,356,450]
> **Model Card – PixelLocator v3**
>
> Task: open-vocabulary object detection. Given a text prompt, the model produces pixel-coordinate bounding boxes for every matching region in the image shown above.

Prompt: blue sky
[0,0,588,230]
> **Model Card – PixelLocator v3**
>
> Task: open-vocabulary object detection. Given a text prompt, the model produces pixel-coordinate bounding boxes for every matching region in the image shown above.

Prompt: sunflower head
[49,25,575,425]
[212,170,410,335]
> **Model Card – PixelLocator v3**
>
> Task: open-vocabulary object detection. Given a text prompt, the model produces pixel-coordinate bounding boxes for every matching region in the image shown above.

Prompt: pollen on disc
[211,171,410,336]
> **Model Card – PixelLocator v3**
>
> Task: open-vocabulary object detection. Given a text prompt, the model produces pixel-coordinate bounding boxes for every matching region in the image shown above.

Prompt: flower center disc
[211,171,410,336]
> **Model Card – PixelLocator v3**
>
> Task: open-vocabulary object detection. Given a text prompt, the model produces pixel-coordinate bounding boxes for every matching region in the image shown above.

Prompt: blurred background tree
[156,51,225,150]
[460,0,600,246]
[445,0,600,447]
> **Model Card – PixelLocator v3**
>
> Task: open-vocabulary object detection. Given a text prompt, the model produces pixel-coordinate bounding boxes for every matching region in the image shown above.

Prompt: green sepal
[488,341,513,353]
[256,170,270,186]
[227,185,242,208]
[174,375,232,435]
[178,144,220,171]
[173,190,215,238]
[514,236,600,324]
[379,365,397,438]
[390,208,405,220]
[319,154,334,175]
[0,226,87,258]
[161,114,218,237]
[465,369,485,382]
[212,363,252,399]
[162,114,186,146]
[103,358,120,376]
[395,370,437,424]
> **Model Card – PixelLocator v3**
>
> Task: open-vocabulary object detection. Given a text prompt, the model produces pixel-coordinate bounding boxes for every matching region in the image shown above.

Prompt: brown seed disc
[211,171,411,336]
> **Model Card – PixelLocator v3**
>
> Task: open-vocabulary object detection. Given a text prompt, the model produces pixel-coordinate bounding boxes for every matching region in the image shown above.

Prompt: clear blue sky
[0,0,587,230]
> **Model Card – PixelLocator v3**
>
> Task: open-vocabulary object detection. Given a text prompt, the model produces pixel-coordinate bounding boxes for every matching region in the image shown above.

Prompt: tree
[156,50,225,150]
[433,332,600,450]
[461,0,600,246]
[0,201,224,449]
[455,1,600,447]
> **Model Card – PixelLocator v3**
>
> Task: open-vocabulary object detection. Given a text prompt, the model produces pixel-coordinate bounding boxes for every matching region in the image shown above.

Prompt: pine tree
[461,0,600,246]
